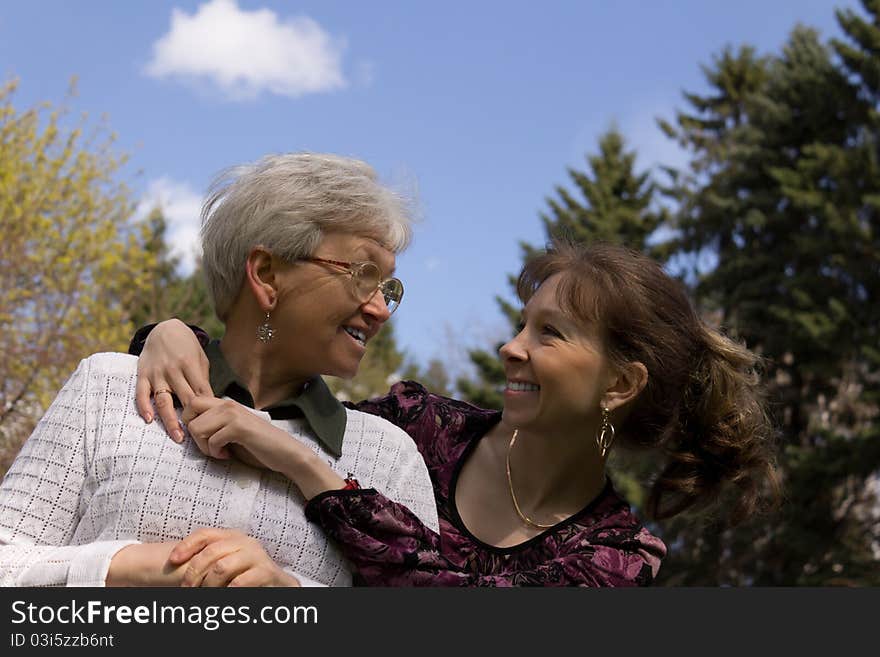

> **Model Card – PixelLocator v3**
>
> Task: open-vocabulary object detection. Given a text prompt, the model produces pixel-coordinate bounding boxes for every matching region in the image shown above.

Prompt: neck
[493,419,607,515]
[219,318,310,409]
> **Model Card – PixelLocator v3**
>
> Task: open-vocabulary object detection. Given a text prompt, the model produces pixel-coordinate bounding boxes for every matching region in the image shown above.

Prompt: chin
[328,359,363,380]
[500,408,532,429]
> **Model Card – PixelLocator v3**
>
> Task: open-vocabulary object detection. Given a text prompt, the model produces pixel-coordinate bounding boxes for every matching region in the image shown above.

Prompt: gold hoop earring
[595,406,615,459]
[256,310,275,343]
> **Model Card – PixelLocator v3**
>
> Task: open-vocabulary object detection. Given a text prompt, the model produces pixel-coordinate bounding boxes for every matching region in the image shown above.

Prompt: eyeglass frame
[300,256,404,314]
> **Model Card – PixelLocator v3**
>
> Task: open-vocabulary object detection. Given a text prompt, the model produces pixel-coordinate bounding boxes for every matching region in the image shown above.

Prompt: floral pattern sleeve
[305,487,663,586]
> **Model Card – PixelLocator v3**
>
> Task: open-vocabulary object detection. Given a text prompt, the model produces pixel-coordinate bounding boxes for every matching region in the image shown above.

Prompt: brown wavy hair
[516,240,781,524]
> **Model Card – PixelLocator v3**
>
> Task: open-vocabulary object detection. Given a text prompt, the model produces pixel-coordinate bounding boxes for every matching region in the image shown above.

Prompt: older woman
[0,153,438,587]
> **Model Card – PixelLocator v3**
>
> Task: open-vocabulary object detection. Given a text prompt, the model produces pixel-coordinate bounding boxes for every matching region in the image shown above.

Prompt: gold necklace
[506,429,556,530]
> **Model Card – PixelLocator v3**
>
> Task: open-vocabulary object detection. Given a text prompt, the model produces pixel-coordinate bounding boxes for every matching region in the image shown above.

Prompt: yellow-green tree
[0,79,154,476]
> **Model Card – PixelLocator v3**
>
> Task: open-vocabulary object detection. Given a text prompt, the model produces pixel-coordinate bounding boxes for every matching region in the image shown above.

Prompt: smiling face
[499,273,614,434]
[271,231,397,380]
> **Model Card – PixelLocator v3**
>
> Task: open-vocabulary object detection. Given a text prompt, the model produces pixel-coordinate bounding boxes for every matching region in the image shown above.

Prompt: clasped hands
[108,528,300,587]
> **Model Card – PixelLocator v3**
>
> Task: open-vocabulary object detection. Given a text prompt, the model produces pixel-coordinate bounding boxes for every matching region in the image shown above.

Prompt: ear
[602,361,648,412]
[245,246,280,311]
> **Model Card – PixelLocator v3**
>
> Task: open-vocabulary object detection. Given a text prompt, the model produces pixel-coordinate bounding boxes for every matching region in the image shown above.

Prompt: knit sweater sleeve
[0,356,137,586]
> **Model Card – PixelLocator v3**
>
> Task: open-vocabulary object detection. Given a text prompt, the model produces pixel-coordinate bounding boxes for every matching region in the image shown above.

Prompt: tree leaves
[0,80,154,476]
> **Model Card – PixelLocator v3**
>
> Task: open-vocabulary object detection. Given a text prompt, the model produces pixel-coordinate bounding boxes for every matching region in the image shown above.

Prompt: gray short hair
[200,152,414,320]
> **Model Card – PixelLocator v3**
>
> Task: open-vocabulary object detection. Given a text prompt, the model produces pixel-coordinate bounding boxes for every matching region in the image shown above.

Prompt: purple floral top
[305,381,667,587]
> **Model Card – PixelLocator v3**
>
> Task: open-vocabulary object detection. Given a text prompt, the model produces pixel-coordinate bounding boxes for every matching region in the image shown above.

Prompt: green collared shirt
[204,340,347,457]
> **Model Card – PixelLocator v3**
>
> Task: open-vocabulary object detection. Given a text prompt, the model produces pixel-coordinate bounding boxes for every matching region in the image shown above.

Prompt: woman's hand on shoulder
[135,319,211,440]
[169,528,300,587]
[181,396,301,467]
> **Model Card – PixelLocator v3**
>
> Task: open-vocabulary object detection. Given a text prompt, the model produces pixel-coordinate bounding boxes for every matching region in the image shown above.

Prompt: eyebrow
[354,245,396,276]
[522,306,575,328]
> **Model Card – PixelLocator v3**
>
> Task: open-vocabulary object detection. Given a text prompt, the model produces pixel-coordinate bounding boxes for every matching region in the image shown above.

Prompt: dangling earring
[595,406,615,459]
[256,310,275,343]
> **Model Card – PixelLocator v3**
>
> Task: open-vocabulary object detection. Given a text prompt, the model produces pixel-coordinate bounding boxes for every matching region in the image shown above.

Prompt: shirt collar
[205,340,347,457]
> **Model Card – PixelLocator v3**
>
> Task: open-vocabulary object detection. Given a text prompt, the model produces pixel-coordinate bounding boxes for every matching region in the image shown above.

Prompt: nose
[362,288,392,324]
[499,330,528,363]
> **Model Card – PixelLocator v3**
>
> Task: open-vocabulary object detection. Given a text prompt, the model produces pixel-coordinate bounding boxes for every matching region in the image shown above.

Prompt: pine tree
[540,128,662,249]
[401,358,452,397]
[457,128,663,409]
[831,0,880,400]
[657,45,769,270]
[127,207,223,338]
[657,16,880,585]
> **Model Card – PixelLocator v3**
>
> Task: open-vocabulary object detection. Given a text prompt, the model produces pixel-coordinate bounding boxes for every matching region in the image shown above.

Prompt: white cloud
[136,177,203,274]
[145,0,347,101]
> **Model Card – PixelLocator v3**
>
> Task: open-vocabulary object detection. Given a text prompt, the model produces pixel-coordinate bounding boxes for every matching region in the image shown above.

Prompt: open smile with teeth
[507,381,540,392]
[343,326,367,346]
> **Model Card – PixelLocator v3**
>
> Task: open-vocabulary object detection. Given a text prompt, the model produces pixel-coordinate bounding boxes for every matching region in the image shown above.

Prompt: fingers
[228,568,271,587]
[181,395,224,422]
[200,550,256,588]
[181,538,240,588]
[205,426,236,460]
[227,561,298,587]
[135,374,154,424]
[186,351,213,398]
[185,422,231,460]
[179,529,260,587]
[173,528,286,587]
[166,369,197,411]
[169,527,222,564]
[183,398,231,459]
[136,318,212,436]
[152,388,184,443]
[184,419,215,458]
[228,568,300,587]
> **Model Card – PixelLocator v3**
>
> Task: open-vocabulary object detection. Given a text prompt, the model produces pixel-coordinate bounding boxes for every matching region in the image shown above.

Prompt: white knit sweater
[0,353,438,587]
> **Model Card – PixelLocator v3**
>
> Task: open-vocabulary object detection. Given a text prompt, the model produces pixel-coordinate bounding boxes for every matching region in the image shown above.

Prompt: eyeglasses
[301,257,404,315]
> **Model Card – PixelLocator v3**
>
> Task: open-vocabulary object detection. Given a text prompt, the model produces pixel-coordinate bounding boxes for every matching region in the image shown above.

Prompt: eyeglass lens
[354,263,403,313]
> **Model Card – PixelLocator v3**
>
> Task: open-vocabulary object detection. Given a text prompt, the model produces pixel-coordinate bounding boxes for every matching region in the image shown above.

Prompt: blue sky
[0,0,857,376]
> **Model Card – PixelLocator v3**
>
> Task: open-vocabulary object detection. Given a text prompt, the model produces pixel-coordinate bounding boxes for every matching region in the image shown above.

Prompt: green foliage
[0,79,155,476]
[654,6,880,585]
[402,358,453,397]
[128,207,224,338]
[539,128,663,251]
[456,348,506,410]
